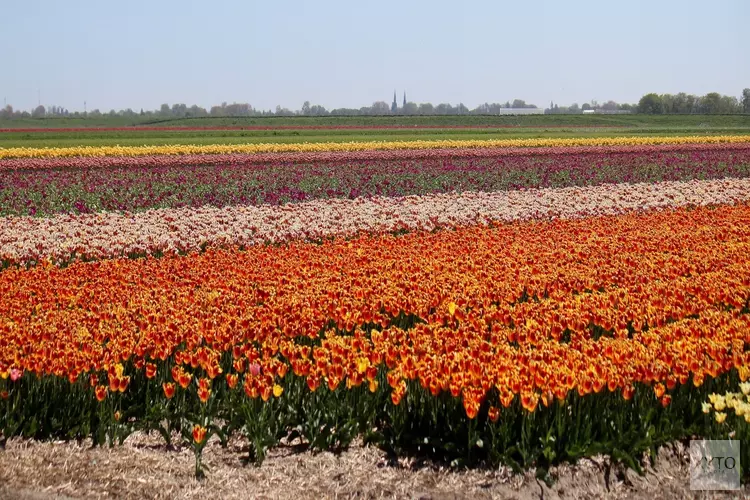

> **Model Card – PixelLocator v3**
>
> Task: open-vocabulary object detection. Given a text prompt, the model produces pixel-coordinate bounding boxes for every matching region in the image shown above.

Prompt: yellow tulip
[272,384,283,398]
[2,135,750,159]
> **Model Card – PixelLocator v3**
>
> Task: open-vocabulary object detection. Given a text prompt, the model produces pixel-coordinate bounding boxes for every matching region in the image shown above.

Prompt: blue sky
[1,0,748,112]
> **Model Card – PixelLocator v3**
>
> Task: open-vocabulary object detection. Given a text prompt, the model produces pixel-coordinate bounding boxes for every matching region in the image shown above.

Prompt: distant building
[391,91,398,114]
[494,108,545,115]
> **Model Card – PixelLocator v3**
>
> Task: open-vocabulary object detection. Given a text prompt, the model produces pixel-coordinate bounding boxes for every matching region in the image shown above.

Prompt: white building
[494,108,545,115]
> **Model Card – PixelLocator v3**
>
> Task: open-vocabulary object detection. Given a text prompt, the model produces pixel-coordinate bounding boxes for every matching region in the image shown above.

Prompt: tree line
[637,90,750,114]
[0,89,748,120]
[0,99,539,120]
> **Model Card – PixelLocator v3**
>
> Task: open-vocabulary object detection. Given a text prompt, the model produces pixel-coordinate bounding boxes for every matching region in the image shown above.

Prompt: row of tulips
[2,177,750,268]
[4,143,732,171]
[1,204,749,472]
[2,135,750,159]
[3,146,750,217]
[0,124,629,133]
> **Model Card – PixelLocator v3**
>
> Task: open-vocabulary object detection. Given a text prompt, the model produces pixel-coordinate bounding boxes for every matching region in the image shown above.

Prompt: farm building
[493,108,545,115]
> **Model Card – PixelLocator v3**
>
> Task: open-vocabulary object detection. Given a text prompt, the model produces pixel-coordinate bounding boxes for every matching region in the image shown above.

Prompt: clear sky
[1,0,748,113]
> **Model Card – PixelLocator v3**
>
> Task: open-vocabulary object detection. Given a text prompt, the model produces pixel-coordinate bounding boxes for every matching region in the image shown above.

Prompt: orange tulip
[622,385,635,401]
[260,386,272,402]
[1,202,749,443]
[654,383,666,399]
[118,376,130,393]
[488,406,500,423]
[178,372,192,390]
[192,425,207,445]
[226,373,239,390]
[162,382,176,399]
[198,387,211,404]
[95,385,108,402]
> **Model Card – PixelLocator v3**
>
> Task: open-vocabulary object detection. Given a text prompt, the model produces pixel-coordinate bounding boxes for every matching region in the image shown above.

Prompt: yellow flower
[2,135,750,160]
[737,403,749,417]
[740,382,750,396]
[702,402,712,414]
[715,412,727,424]
[356,358,368,374]
[114,363,124,378]
[713,397,726,412]
[448,302,457,317]
[726,394,738,409]
[272,384,283,398]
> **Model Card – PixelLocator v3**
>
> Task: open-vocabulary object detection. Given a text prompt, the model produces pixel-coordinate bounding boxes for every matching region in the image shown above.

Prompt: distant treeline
[0,99,538,120]
[1,89,748,119]
[636,90,750,115]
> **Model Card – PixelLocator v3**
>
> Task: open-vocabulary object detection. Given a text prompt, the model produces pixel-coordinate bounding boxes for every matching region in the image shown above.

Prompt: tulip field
[2,126,750,480]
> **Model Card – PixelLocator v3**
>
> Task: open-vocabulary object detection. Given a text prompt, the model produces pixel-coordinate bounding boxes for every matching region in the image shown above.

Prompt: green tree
[637,93,663,114]
[370,101,390,115]
[719,95,740,114]
[672,93,692,114]
[700,93,721,113]
[435,103,453,114]
[171,103,188,117]
[402,102,419,115]
[310,104,328,116]
[741,89,750,113]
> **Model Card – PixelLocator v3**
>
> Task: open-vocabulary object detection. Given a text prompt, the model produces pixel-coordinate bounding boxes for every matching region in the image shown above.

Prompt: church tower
[391,90,398,113]
[403,91,406,109]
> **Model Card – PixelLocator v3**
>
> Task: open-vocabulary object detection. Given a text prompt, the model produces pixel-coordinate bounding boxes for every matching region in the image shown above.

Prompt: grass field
[5,129,750,148]
[1,114,749,148]
[2,113,750,129]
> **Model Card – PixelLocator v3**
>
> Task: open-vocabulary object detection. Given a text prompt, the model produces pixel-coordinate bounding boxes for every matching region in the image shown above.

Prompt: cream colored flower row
[2,178,749,267]
[2,135,750,159]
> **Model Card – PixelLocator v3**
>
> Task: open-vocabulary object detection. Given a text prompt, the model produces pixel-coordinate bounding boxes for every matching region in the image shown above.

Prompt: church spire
[403,91,406,109]
[391,90,398,113]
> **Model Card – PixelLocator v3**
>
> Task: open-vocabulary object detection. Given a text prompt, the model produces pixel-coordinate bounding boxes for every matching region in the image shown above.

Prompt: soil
[0,434,747,499]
